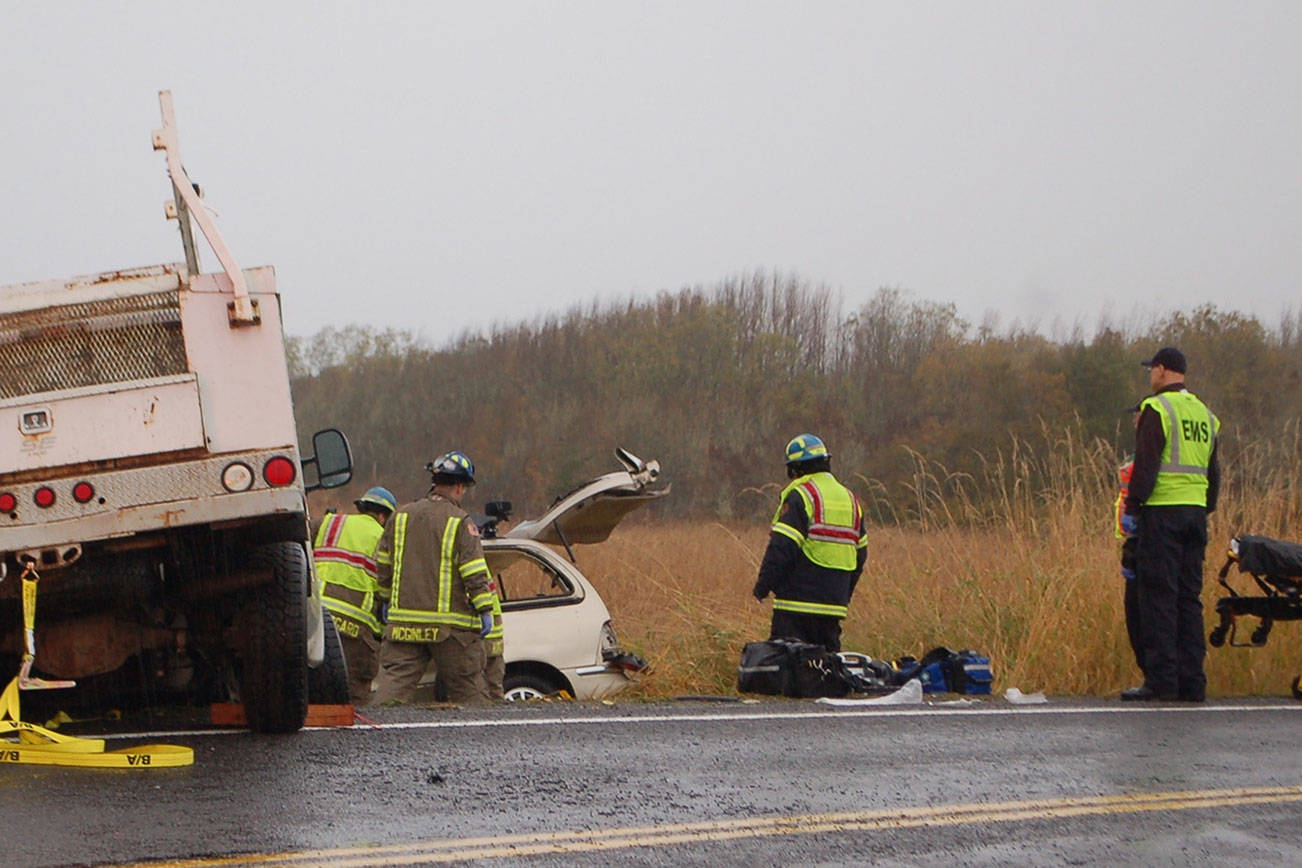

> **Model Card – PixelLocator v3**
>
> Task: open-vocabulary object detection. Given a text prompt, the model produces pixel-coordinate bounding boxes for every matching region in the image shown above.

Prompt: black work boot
[1120,685,1179,701]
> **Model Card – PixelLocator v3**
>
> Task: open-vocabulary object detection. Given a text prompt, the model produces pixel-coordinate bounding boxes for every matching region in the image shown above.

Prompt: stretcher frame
[1208,534,1302,699]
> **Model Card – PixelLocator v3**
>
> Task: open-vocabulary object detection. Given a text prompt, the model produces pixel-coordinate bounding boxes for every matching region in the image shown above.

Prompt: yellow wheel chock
[0,562,193,768]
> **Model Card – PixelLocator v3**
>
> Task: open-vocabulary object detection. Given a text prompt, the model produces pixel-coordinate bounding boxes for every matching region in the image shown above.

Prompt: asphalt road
[6,697,1302,867]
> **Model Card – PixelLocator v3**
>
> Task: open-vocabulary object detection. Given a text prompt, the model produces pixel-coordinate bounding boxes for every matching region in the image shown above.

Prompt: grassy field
[578,439,1302,699]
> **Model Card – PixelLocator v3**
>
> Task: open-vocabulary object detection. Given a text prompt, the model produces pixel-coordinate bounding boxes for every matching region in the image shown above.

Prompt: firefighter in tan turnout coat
[371,451,498,705]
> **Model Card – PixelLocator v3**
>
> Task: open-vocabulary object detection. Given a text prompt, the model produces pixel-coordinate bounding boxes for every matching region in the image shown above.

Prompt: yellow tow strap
[0,561,194,768]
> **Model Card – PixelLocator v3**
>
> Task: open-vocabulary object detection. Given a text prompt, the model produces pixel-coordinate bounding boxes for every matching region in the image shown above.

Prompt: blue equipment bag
[952,650,993,695]
[894,647,993,694]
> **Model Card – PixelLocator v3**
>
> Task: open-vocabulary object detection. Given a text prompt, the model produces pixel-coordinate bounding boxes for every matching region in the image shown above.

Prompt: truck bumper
[0,450,306,554]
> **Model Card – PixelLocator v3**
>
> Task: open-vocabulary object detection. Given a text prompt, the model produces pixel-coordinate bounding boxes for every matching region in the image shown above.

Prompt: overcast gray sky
[3,2,1299,340]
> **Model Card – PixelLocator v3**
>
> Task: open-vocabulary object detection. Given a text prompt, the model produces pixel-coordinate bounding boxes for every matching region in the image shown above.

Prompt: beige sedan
[424,449,666,701]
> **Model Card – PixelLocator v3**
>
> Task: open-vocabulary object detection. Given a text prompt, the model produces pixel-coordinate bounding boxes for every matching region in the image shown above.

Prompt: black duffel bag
[738,639,891,698]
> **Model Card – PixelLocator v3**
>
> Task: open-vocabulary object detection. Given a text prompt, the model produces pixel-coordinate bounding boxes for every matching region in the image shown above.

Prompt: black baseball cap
[1140,346,1186,374]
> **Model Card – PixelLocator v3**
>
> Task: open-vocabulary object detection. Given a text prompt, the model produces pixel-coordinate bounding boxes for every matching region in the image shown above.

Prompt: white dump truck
[0,92,352,732]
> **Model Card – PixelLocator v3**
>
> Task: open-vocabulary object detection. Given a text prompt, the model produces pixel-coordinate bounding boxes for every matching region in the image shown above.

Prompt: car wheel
[238,541,309,733]
[308,610,350,705]
[503,674,556,701]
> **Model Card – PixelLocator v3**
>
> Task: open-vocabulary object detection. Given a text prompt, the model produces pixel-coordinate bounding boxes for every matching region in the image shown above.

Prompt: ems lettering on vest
[1180,418,1211,443]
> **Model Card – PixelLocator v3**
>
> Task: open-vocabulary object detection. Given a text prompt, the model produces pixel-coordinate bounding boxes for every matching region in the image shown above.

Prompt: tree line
[287,272,1302,525]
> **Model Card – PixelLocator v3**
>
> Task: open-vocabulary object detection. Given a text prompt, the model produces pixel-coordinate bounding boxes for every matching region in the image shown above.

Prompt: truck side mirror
[302,428,353,491]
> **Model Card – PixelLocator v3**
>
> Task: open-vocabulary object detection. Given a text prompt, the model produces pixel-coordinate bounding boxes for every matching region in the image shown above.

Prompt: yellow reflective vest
[313,512,385,638]
[768,471,867,619]
[771,472,865,570]
[1139,390,1220,507]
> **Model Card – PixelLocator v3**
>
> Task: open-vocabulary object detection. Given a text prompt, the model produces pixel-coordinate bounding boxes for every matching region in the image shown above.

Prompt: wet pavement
[6,697,1302,866]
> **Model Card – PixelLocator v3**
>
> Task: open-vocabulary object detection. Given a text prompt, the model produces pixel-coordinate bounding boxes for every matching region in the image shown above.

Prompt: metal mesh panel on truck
[0,290,188,399]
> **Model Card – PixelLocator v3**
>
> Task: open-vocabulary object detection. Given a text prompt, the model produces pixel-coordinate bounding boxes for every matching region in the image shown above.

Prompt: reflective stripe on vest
[1140,391,1219,507]
[771,472,863,570]
[313,514,383,635]
[772,598,849,618]
[388,513,481,631]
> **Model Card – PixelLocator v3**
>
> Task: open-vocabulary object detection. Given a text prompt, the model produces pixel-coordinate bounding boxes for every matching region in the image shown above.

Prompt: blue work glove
[377,602,389,625]
[1120,513,1138,536]
[1121,565,1136,582]
[479,611,494,638]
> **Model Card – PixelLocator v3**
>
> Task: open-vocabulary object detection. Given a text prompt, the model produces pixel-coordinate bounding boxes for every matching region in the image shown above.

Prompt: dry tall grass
[578,428,1302,698]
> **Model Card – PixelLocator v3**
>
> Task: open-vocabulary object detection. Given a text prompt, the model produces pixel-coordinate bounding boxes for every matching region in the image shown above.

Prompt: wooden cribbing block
[210,703,355,727]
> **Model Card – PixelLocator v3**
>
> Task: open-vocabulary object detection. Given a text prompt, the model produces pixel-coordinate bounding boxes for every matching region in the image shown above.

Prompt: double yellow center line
[112,784,1302,867]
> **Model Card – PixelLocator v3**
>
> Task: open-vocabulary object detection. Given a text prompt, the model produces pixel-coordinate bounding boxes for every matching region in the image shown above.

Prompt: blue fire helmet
[354,486,397,514]
[428,451,476,485]
[785,434,829,465]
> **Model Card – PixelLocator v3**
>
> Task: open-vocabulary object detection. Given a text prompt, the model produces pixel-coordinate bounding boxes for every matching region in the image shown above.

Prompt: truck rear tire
[239,541,309,733]
[308,609,350,705]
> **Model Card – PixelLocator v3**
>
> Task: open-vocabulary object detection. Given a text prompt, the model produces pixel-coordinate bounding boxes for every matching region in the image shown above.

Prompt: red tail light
[0,493,15,513]
[72,482,95,503]
[34,487,56,508]
[262,456,297,487]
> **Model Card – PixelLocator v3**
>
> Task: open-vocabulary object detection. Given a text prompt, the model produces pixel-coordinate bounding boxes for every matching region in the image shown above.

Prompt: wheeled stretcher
[1209,534,1302,698]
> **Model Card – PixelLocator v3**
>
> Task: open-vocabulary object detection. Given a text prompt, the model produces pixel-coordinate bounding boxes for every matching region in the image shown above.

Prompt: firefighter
[483,585,504,699]
[470,510,506,698]
[312,485,396,706]
[371,451,498,705]
[752,434,868,652]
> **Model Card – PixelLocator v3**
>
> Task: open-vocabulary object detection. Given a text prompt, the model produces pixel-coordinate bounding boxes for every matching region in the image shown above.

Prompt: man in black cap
[1121,347,1220,702]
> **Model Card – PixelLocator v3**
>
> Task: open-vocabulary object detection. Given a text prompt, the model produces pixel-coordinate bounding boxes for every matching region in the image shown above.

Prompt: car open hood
[504,448,669,545]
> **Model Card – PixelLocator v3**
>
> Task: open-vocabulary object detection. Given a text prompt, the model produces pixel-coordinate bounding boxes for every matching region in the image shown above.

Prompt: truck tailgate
[0,375,205,471]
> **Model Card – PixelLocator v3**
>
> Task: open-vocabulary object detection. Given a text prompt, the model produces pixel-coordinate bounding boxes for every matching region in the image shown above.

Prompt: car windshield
[487,548,574,603]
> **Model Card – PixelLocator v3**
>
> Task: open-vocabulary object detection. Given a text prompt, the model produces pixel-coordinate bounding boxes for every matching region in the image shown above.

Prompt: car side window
[487,549,574,603]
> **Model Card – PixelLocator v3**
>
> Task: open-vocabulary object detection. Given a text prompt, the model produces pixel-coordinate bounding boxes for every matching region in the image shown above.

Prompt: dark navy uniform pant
[1121,536,1145,675]
[1136,505,1208,698]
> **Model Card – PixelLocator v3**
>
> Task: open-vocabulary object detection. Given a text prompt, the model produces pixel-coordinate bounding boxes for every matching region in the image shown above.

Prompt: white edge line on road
[104,701,1302,742]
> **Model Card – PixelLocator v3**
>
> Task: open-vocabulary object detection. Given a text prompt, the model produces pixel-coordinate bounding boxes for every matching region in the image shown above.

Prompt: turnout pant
[372,629,495,706]
[769,610,842,653]
[1136,505,1208,698]
[485,655,504,699]
[340,629,380,707]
